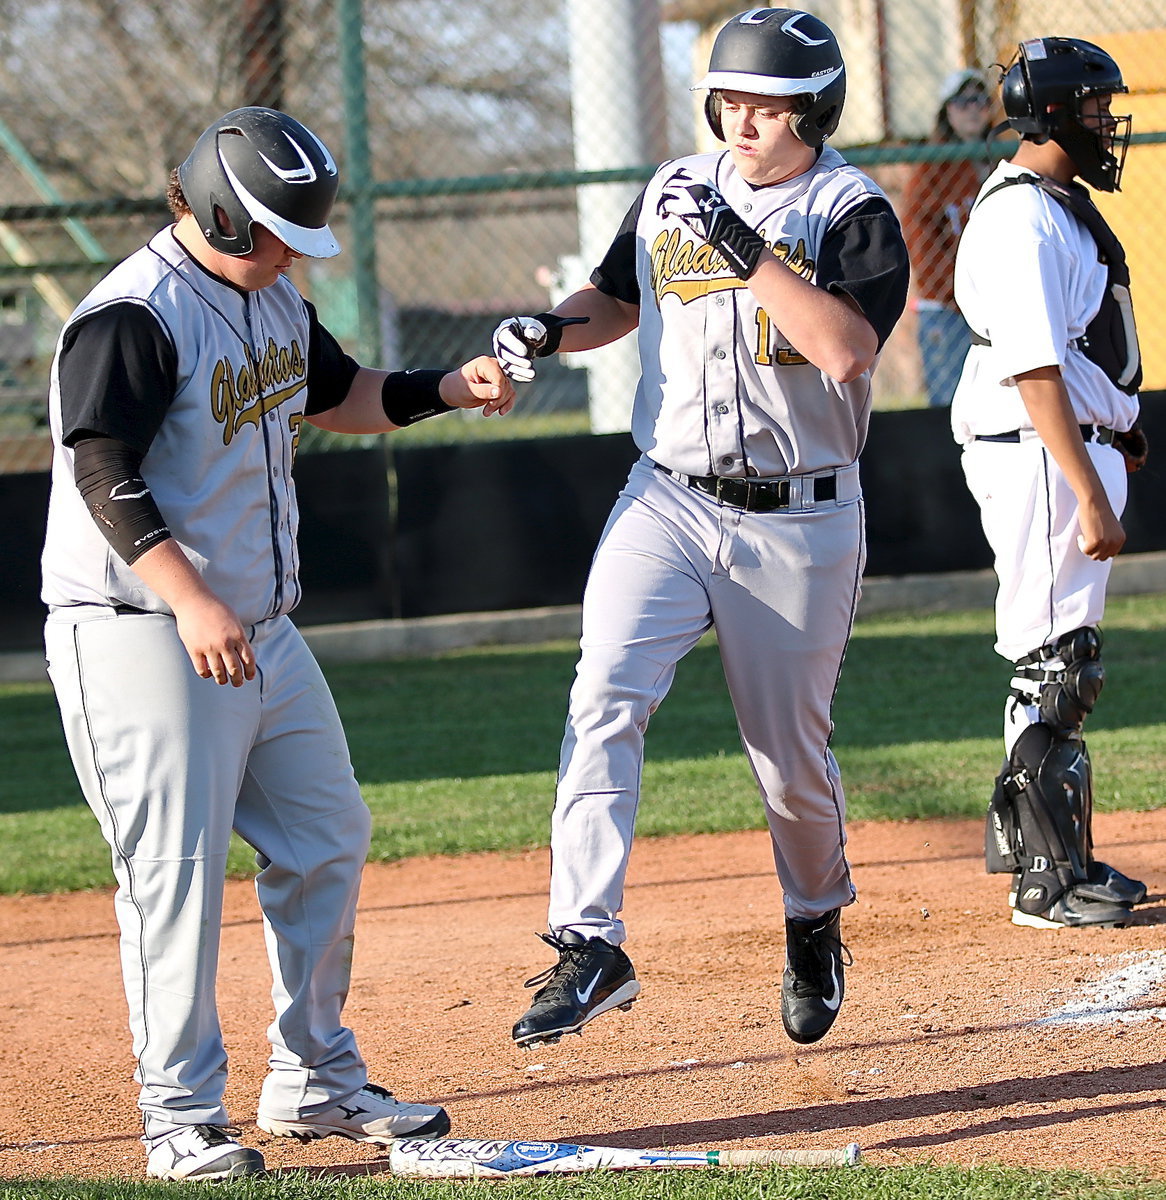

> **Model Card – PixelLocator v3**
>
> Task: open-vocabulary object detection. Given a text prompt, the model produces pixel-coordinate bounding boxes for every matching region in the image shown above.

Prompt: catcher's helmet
[694,8,845,149]
[179,107,340,257]
[1002,37,1130,192]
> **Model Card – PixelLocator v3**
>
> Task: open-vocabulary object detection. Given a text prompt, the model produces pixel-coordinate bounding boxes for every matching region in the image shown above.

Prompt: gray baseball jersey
[42,227,351,622]
[620,147,906,477]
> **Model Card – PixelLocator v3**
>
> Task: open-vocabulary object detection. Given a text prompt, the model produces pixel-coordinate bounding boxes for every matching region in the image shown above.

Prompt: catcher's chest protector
[976,172,1142,395]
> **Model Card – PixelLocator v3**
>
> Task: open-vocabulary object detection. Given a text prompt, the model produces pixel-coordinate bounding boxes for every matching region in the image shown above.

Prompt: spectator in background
[902,69,993,407]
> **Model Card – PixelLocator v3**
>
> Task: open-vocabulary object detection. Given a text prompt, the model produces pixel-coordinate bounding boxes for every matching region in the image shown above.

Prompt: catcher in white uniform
[41,108,513,1181]
[951,39,1148,929]
[493,9,909,1049]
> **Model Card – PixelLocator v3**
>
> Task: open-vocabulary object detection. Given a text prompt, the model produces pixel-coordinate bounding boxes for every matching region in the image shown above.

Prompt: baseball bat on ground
[385,1138,861,1178]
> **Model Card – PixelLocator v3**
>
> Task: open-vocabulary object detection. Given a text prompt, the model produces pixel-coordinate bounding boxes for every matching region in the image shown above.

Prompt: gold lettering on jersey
[650,229,816,306]
[211,338,307,445]
[755,308,809,367]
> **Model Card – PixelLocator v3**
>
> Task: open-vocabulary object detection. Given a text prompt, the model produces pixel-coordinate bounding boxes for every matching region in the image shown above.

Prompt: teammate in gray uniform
[40,107,513,1181]
[492,9,909,1049]
[951,39,1147,929]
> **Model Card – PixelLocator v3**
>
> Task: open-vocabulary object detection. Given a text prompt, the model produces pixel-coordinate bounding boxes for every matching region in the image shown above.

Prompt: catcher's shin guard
[995,722,1092,915]
[985,628,1103,915]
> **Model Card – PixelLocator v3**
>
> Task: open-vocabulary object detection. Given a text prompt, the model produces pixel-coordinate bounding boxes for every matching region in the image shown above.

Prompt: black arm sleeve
[72,435,172,565]
[589,189,645,306]
[57,302,178,452]
[303,299,362,416]
[815,196,912,349]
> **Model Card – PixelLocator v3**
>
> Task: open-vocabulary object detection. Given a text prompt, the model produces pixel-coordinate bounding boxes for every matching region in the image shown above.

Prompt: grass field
[2,1163,1166,1199]
[3,595,1163,895]
[2,593,1164,1197]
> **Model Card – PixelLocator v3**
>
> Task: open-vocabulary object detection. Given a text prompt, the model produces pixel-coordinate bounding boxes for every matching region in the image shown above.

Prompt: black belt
[974,424,1115,445]
[654,461,836,512]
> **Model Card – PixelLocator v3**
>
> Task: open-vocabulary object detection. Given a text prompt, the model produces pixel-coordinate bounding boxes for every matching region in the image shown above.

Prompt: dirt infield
[2,810,1165,1182]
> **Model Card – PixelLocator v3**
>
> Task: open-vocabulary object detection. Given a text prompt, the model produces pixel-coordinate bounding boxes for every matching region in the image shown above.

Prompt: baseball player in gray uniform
[951,39,1147,929]
[41,107,513,1181]
[492,9,909,1049]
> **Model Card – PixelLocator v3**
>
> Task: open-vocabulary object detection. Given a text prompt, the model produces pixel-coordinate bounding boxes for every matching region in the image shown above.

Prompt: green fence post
[338,0,381,367]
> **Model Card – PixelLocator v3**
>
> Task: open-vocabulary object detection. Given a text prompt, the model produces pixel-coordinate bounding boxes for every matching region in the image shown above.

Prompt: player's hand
[1075,501,1126,561]
[657,166,766,280]
[657,166,729,229]
[493,317,548,383]
[491,314,591,382]
[439,355,516,417]
[174,595,256,687]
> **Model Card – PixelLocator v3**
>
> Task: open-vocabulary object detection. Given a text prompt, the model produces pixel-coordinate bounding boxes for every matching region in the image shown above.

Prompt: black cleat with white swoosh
[512,930,640,1047]
[780,908,851,1044]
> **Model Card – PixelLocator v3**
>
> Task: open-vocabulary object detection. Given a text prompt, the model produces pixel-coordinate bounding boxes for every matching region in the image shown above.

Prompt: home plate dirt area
[2,810,1165,1181]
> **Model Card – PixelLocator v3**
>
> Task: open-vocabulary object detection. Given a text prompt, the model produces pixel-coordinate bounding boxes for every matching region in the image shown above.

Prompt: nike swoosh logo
[575,971,603,1006]
[821,959,842,1012]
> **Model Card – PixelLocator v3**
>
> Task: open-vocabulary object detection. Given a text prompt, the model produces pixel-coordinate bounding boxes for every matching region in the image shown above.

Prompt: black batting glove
[657,166,768,281]
[492,314,590,383]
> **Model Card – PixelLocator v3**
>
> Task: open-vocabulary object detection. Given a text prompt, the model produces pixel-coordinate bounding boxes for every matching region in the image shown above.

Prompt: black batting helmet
[694,8,846,149]
[179,107,340,257]
[1001,37,1131,192]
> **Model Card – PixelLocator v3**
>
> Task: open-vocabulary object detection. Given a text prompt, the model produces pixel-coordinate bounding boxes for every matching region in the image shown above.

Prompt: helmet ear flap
[704,90,724,141]
[788,94,836,150]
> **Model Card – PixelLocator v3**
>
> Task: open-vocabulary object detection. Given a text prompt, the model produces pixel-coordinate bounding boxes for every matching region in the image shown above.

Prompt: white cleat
[145,1124,265,1181]
[257,1082,450,1146]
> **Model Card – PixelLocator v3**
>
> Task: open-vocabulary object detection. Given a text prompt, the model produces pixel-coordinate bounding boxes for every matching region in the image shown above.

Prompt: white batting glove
[657,165,725,225]
[657,166,767,280]
[492,317,548,383]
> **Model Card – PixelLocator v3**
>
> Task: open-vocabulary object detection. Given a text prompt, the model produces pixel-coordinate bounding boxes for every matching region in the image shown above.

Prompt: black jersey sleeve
[57,302,178,453]
[589,189,645,306]
[303,299,361,416]
[816,196,911,349]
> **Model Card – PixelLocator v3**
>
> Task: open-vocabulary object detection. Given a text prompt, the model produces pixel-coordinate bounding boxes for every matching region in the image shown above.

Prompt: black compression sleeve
[380,370,455,426]
[73,436,171,565]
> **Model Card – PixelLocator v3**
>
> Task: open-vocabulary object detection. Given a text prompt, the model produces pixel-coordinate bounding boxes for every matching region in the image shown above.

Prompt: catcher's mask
[179,107,340,257]
[1000,37,1131,192]
[694,7,846,150]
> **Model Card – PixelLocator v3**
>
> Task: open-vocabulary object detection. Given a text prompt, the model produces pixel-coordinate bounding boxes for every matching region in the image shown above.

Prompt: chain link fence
[0,0,1163,472]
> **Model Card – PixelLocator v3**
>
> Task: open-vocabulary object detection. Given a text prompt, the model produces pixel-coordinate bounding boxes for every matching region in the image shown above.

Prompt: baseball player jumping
[40,108,513,1181]
[492,9,909,1049]
[951,39,1148,928]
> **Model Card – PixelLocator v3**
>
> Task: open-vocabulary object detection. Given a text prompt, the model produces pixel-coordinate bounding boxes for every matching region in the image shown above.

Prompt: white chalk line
[1037,949,1166,1026]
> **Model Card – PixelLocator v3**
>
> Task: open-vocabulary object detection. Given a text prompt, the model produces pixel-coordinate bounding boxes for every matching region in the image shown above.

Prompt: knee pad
[1012,627,1104,740]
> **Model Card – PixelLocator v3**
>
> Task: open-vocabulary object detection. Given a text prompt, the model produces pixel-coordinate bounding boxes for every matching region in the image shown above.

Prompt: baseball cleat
[257,1083,450,1146]
[512,929,640,1047]
[1008,878,1133,928]
[145,1123,265,1181]
[781,908,851,1045]
[1081,860,1147,907]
